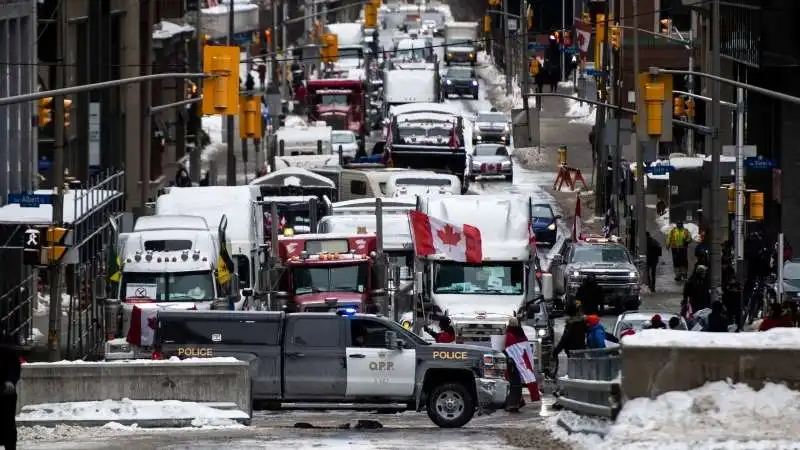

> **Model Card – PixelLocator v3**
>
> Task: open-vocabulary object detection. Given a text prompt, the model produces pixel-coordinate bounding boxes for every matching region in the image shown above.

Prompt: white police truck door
[345,318,415,398]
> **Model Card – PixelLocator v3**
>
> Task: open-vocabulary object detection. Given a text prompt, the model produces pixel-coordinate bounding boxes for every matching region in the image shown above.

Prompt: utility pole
[633,0,646,268]
[521,0,529,110]
[734,86,745,327]
[710,0,722,302]
[593,4,611,215]
[190,10,203,183]
[609,0,621,234]
[48,0,68,361]
[282,1,289,101]
[226,0,237,186]
[560,0,566,82]
[686,10,696,155]
[503,0,512,95]
[141,2,154,207]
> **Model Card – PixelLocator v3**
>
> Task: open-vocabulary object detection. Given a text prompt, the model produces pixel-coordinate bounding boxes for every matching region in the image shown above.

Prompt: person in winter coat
[667,221,692,281]
[585,315,607,349]
[668,316,682,330]
[759,302,792,331]
[423,316,456,343]
[504,318,541,412]
[706,301,729,332]
[648,314,667,329]
[552,303,587,358]
[682,265,711,319]
[575,274,604,316]
[174,166,192,187]
[646,232,663,292]
[0,330,21,450]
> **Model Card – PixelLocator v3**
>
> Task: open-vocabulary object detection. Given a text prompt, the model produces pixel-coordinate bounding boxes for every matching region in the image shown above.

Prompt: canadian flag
[448,123,460,148]
[572,193,583,241]
[408,210,482,263]
[528,222,538,252]
[575,27,591,54]
[505,341,538,384]
[127,305,158,347]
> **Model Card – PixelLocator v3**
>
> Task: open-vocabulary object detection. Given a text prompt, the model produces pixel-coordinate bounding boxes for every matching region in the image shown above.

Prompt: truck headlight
[482,352,506,378]
[472,80,478,86]
[629,271,637,278]
[570,270,581,278]
[547,223,556,231]
[537,328,547,337]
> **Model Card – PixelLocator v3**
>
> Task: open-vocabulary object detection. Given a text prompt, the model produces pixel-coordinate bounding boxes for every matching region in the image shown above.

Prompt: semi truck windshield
[433,261,523,295]
[121,271,216,301]
[294,264,368,294]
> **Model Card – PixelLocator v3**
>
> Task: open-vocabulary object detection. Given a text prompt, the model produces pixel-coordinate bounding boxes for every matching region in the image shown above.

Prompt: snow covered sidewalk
[18,399,249,428]
[551,380,800,450]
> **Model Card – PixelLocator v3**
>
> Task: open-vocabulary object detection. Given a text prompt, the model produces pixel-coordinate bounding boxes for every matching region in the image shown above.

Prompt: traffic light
[264,29,272,47]
[727,186,735,213]
[239,96,262,139]
[364,3,378,28]
[529,58,539,76]
[610,24,620,49]
[582,12,591,25]
[483,15,491,33]
[201,34,210,46]
[644,80,666,136]
[38,97,53,128]
[553,31,560,43]
[686,98,696,118]
[673,96,685,116]
[371,0,381,6]
[488,0,501,6]
[596,14,605,42]
[46,226,69,263]
[527,6,533,30]
[63,98,72,128]
[201,45,240,116]
[660,18,672,35]
[749,192,764,220]
[321,33,339,62]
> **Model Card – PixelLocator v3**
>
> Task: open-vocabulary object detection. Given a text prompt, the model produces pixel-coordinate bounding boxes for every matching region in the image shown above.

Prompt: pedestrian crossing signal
[38,97,53,128]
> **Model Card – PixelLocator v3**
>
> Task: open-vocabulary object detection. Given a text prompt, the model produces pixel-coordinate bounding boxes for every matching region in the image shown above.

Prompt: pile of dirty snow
[565,96,596,125]
[476,52,525,112]
[551,380,800,449]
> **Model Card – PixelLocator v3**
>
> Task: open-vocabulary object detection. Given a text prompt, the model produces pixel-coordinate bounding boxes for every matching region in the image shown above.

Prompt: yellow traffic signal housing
[483,15,491,33]
[527,6,533,30]
[529,59,539,76]
[660,18,672,34]
[202,45,240,116]
[201,34,211,46]
[364,3,378,28]
[596,14,605,42]
[644,81,666,136]
[749,192,764,220]
[673,96,685,116]
[322,33,339,62]
[610,24,620,49]
[727,187,735,213]
[38,97,53,128]
[686,98,696,118]
[63,98,72,128]
[370,0,381,6]
[264,29,272,46]
[582,12,591,24]
[239,96,262,139]
[488,0,501,6]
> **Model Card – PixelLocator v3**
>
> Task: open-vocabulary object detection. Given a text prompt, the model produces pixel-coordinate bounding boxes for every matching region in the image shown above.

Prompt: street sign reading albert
[744,156,776,170]
[8,192,53,208]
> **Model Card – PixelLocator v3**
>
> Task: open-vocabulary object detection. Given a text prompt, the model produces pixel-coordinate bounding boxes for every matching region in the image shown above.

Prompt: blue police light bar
[336,307,357,316]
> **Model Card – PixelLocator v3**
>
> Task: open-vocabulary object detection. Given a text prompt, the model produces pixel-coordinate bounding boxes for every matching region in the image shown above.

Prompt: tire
[426,382,475,428]
[505,174,513,182]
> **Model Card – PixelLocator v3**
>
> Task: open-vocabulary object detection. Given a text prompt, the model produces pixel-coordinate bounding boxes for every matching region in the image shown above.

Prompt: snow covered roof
[202,0,257,16]
[249,167,335,188]
[623,327,800,349]
[152,21,194,40]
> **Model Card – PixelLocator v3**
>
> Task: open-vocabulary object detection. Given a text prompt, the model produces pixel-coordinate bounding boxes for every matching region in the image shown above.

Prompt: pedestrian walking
[667,221,692,281]
[423,316,456,343]
[585,315,607,349]
[575,273,604,316]
[646,231,662,292]
[503,318,541,412]
[0,330,21,450]
[552,303,587,359]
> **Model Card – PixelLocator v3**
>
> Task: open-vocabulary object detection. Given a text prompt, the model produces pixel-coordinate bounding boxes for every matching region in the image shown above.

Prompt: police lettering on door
[371,353,393,384]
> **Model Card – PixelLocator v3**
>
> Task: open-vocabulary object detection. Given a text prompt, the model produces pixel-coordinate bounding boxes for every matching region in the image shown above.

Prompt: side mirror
[385,331,399,350]
[242,288,254,297]
[414,271,423,293]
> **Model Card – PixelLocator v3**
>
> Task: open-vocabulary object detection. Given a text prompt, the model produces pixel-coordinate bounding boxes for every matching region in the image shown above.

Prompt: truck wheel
[426,382,475,428]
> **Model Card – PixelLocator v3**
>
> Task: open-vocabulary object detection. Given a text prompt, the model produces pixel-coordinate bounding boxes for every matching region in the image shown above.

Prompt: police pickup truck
[155,310,509,428]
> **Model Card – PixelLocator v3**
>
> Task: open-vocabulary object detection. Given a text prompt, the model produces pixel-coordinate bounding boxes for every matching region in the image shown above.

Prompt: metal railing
[555,347,622,419]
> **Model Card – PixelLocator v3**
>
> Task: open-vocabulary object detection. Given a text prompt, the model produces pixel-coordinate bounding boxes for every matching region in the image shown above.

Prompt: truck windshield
[387,251,413,280]
[320,94,348,106]
[339,47,363,59]
[397,47,427,60]
[121,271,216,302]
[572,246,631,263]
[433,261,524,295]
[294,263,368,294]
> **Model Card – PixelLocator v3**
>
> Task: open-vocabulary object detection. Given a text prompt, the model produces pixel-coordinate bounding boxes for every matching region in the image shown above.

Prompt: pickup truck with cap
[154,310,509,428]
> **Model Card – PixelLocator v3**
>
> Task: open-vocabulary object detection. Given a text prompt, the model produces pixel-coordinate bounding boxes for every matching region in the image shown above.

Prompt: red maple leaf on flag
[437,224,461,247]
[147,315,157,330]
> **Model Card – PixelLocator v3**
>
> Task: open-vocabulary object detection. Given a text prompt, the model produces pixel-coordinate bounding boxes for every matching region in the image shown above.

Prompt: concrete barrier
[621,329,800,400]
[17,360,251,415]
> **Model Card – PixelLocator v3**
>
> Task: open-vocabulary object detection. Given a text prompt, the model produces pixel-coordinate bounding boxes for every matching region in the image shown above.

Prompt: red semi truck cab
[276,232,383,312]
[306,79,365,144]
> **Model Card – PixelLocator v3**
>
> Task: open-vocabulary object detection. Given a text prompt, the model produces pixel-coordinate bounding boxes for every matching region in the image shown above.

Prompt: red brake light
[151,351,164,360]
[20,357,27,364]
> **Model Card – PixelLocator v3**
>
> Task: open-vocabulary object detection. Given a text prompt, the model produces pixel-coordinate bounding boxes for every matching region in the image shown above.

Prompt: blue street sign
[645,164,675,176]
[744,156,776,170]
[527,43,548,51]
[585,68,608,77]
[37,158,52,172]
[563,46,579,54]
[8,192,53,208]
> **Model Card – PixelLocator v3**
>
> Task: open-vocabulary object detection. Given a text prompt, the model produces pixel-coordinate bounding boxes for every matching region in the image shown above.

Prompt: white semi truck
[412,194,540,344]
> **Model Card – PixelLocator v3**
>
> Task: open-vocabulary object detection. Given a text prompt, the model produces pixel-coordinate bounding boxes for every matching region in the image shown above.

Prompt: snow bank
[655,212,700,241]
[476,52,525,112]
[565,97,596,125]
[18,399,248,424]
[24,357,241,366]
[551,381,800,449]
[624,327,800,349]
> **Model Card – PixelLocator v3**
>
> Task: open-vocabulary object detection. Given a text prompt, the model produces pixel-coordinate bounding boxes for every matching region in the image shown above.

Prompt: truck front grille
[582,272,633,285]
[457,323,506,342]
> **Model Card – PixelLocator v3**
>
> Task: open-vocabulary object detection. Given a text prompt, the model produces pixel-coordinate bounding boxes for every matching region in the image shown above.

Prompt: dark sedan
[441,67,479,99]
[531,203,560,245]
[469,144,512,181]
